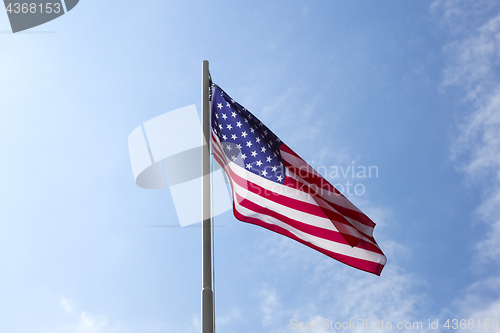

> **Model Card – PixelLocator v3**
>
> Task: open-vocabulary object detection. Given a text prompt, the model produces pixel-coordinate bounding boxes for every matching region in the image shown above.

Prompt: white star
[215,113,219,118]
[226,102,230,107]
[236,144,242,149]
[262,170,268,176]
[251,151,257,157]
[231,111,237,118]
[226,144,232,151]
[261,147,266,153]
[241,153,247,160]
[217,103,223,109]
[256,137,261,143]
[256,160,262,167]
[273,152,277,157]
[263,130,268,136]
[230,155,237,161]
[236,121,242,128]
[246,163,252,169]
[244,118,249,123]
[246,141,253,147]
[231,134,237,140]
[241,131,248,138]
[250,127,255,133]
[219,124,223,129]
[222,135,227,140]
[280,162,283,167]
[276,138,281,142]
[277,175,283,181]
[266,156,272,162]
[227,124,233,130]
[272,166,277,172]
[231,99,235,104]
[222,113,228,120]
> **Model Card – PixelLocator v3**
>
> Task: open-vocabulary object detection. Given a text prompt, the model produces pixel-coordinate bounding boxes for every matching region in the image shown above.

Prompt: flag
[210,85,387,275]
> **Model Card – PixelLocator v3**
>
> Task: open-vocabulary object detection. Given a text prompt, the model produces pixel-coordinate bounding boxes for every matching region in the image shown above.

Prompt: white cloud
[442,10,500,94]
[438,0,500,328]
[431,0,498,36]
[452,88,500,179]
[446,276,500,332]
[216,307,242,326]
[260,287,281,327]
[246,214,424,333]
[176,315,201,333]
[474,190,500,265]
[60,296,74,314]
[443,8,500,265]
[56,297,125,333]
[294,261,422,333]
[76,312,110,333]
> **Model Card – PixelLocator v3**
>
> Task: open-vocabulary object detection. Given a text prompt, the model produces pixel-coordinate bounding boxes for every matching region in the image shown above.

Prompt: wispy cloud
[441,12,500,97]
[441,6,500,265]
[216,307,243,326]
[245,208,425,333]
[60,296,74,314]
[474,189,500,265]
[173,315,200,333]
[431,0,499,35]
[260,287,281,327]
[76,312,111,333]
[437,0,500,326]
[57,297,124,333]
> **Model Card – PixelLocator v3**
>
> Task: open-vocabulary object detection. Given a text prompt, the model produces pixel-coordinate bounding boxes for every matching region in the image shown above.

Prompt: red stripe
[229,166,333,219]
[214,134,379,246]
[283,162,376,229]
[281,143,376,229]
[281,144,341,193]
[227,164,378,246]
[234,191,384,255]
[233,203,385,276]
[283,175,376,242]
[211,132,386,275]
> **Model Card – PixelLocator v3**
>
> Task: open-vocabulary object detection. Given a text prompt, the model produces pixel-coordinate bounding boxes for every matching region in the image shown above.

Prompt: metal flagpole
[201,60,214,333]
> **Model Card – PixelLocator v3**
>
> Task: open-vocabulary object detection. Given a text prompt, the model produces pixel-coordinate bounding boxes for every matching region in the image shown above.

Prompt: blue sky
[1,0,500,332]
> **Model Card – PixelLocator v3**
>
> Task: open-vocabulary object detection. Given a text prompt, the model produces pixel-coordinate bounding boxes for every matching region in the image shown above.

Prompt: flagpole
[201,60,214,333]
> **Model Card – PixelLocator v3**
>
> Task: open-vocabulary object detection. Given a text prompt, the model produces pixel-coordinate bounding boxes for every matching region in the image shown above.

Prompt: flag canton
[211,86,285,184]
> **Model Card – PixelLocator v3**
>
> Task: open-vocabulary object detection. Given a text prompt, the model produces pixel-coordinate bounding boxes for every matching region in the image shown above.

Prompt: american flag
[211,85,386,275]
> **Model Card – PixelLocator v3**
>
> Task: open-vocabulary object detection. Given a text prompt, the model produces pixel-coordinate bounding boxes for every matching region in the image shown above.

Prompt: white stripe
[233,176,338,231]
[228,160,375,237]
[290,172,375,238]
[229,158,319,205]
[212,123,386,268]
[214,134,376,242]
[281,150,365,214]
[234,200,386,264]
[229,164,378,246]
[213,145,226,166]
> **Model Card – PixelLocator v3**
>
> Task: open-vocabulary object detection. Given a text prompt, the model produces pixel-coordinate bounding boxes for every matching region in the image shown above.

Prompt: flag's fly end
[210,85,387,276]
